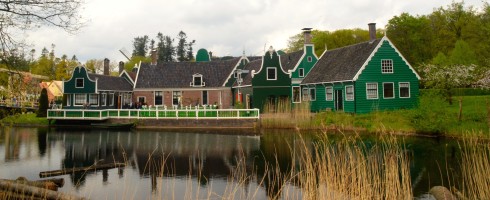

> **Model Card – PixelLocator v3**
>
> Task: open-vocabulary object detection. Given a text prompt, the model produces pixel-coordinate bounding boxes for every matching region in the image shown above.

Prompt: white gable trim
[133,63,142,89]
[352,36,421,81]
[222,57,245,87]
[253,49,288,76]
[119,70,135,86]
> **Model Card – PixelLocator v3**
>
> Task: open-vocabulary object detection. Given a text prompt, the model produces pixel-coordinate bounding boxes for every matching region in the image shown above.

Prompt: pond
[0,127,462,199]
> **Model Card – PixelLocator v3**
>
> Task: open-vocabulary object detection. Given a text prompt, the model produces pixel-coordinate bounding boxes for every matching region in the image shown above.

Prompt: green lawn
[0,113,50,126]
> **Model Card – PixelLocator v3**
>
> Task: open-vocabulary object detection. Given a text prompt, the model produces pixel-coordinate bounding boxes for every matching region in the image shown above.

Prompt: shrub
[37,88,48,117]
[410,91,450,135]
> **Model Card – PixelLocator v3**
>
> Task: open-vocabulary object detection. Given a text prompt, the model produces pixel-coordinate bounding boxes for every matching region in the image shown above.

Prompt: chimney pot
[302,28,313,45]
[368,23,376,41]
[103,58,110,75]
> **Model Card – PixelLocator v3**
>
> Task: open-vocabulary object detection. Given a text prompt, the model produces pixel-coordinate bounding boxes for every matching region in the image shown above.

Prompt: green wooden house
[301,32,421,113]
[63,66,134,109]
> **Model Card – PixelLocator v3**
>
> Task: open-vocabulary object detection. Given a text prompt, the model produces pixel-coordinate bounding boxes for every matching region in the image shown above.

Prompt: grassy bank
[0,113,50,126]
[261,94,490,137]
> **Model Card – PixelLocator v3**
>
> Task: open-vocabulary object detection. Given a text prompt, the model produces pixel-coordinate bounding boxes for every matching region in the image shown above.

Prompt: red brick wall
[133,89,233,108]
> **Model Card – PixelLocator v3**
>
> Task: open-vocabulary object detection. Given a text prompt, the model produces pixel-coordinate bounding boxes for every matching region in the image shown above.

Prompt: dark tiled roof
[302,39,381,84]
[280,50,303,71]
[88,73,134,91]
[135,58,241,88]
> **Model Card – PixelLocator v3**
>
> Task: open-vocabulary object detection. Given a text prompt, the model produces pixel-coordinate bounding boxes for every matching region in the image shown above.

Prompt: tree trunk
[458,97,463,122]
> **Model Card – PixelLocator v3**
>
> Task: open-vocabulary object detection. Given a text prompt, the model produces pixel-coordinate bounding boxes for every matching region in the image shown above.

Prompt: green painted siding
[64,67,96,94]
[196,49,210,62]
[252,50,291,110]
[290,45,318,80]
[355,40,419,113]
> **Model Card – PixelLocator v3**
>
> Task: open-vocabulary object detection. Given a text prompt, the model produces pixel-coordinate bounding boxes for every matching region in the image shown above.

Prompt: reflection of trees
[37,128,47,157]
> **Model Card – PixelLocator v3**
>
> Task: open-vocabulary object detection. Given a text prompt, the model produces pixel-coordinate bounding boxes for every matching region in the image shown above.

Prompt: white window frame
[366,83,378,99]
[66,94,71,106]
[109,93,114,106]
[101,93,107,106]
[75,78,84,88]
[172,91,182,106]
[191,74,205,87]
[298,68,305,77]
[325,86,333,101]
[399,82,411,98]
[154,91,163,106]
[267,67,277,80]
[309,88,316,101]
[89,94,98,106]
[74,94,86,106]
[345,85,354,101]
[383,82,395,99]
[302,88,309,101]
[292,86,301,103]
[381,59,393,74]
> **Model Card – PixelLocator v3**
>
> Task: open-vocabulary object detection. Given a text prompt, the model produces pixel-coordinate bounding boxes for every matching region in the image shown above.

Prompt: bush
[410,91,450,135]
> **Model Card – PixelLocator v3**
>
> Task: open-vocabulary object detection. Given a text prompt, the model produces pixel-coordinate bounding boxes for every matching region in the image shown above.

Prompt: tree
[176,31,187,62]
[132,35,149,57]
[187,39,196,61]
[123,56,151,72]
[37,88,48,117]
[0,0,84,67]
[157,33,175,62]
[85,59,104,74]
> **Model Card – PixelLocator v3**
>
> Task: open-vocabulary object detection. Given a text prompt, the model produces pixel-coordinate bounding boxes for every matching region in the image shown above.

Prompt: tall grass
[261,99,315,129]
[456,134,490,199]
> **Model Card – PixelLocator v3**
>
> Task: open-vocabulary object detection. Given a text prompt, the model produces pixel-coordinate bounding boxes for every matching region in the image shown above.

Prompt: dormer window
[191,74,205,87]
[75,78,84,88]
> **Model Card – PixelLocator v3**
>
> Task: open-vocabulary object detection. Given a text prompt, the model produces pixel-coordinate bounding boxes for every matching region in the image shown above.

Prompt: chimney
[150,49,157,65]
[103,58,110,75]
[118,61,124,74]
[368,23,376,41]
[302,28,313,44]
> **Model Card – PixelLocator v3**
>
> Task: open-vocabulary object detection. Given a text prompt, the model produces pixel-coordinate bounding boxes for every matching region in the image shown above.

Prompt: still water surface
[0,127,461,199]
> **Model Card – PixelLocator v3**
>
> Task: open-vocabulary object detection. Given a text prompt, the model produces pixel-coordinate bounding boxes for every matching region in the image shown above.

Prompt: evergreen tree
[176,31,187,61]
[187,40,196,61]
[37,88,49,117]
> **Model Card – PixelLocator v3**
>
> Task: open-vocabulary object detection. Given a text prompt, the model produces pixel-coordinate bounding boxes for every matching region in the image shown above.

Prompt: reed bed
[261,99,315,129]
[457,135,490,199]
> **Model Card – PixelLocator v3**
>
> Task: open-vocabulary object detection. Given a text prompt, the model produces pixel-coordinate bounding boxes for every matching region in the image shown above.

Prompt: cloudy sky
[26,0,487,63]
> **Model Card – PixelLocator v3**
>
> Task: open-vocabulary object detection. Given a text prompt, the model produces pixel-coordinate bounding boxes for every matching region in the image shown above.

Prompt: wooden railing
[47,108,260,120]
[0,100,38,108]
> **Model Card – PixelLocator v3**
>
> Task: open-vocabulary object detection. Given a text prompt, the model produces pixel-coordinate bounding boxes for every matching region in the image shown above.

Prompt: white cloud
[24,0,488,63]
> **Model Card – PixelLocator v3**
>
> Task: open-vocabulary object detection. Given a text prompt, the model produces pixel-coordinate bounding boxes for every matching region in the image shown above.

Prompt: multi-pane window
[383,83,394,98]
[309,88,316,101]
[267,67,276,80]
[192,74,204,87]
[172,91,182,105]
[298,68,305,77]
[325,86,333,101]
[399,82,410,98]
[109,93,114,106]
[302,88,309,101]
[366,83,378,99]
[292,86,301,103]
[155,91,163,105]
[345,86,354,101]
[74,94,86,105]
[75,78,84,88]
[101,93,107,106]
[89,94,98,105]
[381,59,393,73]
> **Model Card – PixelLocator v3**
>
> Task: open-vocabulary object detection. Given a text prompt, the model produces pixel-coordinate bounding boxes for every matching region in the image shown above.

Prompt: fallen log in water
[39,162,126,178]
[1,177,64,191]
[0,180,84,200]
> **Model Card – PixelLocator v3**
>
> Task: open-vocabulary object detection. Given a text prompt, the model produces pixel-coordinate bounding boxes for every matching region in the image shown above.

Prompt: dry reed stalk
[458,135,490,199]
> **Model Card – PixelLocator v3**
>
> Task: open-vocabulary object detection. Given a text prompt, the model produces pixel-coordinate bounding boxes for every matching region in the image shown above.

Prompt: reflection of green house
[302,23,420,113]
[63,66,134,109]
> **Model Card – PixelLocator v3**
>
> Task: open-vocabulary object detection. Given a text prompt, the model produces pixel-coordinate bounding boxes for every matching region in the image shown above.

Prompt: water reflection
[0,127,465,199]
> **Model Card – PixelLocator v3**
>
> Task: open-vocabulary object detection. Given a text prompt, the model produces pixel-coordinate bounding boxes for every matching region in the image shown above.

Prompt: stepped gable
[302,39,381,84]
[88,73,133,91]
[136,57,241,88]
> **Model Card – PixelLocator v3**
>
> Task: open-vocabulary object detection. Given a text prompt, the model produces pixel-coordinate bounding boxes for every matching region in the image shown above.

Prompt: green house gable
[64,66,96,94]
[251,47,291,110]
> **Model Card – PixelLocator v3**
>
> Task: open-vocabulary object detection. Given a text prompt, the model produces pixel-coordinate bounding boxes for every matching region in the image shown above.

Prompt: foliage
[132,35,150,57]
[0,113,49,125]
[409,91,450,135]
[132,31,195,64]
[123,56,150,72]
[176,31,195,62]
[157,33,175,62]
[37,88,48,117]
